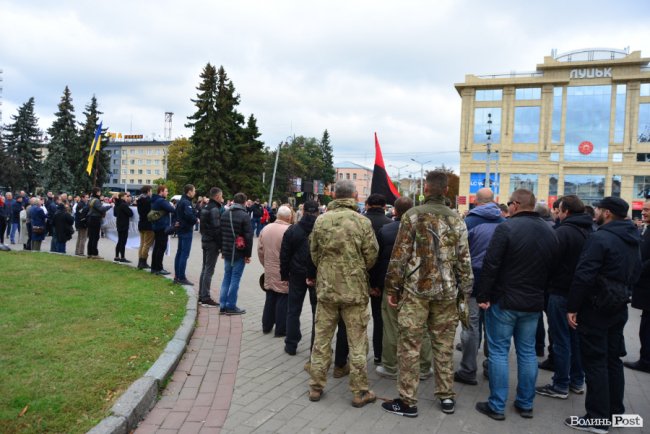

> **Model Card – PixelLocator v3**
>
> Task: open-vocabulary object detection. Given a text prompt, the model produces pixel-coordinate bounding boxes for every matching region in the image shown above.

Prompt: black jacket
[200,199,223,246]
[221,203,253,261]
[250,202,263,218]
[115,199,133,232]
[280,214,317,281]
[371,217,401,289]
[175,195,197,234]
[547,213,593,297]
[137,194,152,231]
[477,211,559,312]
[632,226,650,311]
[53,204,74,242]
[365,208,392,289]
[568,219,642,314]
[74,200,89,230]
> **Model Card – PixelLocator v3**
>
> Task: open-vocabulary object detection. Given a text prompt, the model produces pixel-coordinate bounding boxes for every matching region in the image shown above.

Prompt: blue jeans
[548,294,584,392]
[219,258,245,310]
[174,231,193,280]
[251,217,262,237]
[485,302,539,414]
[55,241,67,254]
[10,222,20,243]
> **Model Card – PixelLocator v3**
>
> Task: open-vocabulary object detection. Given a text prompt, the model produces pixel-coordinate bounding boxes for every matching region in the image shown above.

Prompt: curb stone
[87,279,197,434]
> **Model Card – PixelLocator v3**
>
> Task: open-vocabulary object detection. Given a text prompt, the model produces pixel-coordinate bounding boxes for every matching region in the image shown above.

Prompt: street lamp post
[389,164,409,194]
[269,136,292,205]
[410,158,431,204]
[485,113,493,188]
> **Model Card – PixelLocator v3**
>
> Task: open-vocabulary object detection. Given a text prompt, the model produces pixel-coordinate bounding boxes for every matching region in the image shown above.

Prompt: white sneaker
[376,365,397,379]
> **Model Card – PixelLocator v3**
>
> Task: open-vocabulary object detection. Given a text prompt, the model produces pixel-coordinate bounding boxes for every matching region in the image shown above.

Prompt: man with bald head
[455,188,504,386]
[258,205,293,336]
[475,189,558,421]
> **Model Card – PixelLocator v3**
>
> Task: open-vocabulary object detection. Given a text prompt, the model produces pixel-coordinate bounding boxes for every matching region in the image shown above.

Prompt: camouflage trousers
[309,301,369,394]
[397,291,458,405]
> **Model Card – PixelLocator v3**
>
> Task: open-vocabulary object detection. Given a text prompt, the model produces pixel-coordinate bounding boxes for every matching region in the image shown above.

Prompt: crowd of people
[3,171,648,434]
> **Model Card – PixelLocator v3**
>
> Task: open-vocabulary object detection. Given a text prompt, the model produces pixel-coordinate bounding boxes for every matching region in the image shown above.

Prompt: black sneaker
[440,398,455,414]
[219,308,226,315]
[539,358,555,371]
[564,415,609,434]
[158,269,171,275]
[174,278,194,286]
[374,356,381,366]
[225,307,246,315]
[381,398,418,418]
[454,371,478,385]
[514,404,533,419]
[284,346,296,356]
[535,384,568,399]
[199,298,219,308]
[570,384,585,395]
[475,401,505,421]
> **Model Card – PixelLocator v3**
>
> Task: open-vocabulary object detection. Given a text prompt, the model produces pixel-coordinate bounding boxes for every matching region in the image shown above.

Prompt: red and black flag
[371,132,400,205]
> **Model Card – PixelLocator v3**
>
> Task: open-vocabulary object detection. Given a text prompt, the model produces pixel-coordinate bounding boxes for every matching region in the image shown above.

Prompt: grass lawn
[0,251,188,434]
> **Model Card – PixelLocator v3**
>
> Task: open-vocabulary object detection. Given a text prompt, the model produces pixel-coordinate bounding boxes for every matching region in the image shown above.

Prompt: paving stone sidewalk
[91,232,650,434]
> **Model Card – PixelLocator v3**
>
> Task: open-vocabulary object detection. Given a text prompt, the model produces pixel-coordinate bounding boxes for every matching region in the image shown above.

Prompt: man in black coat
[365,193,393,365]
[535,195,592,400]
[114,192,133,263]
[198,187,223,307]
[219,192,253,315]
[475,189,559,421]
[625,199,650,373]
[280,200,320,356]
[566,197,642,432]
[136,185,154,269]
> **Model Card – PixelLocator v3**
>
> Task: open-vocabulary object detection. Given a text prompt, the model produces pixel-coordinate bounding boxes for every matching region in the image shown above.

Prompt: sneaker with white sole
[535,384,568,399]
[381,398,418,417]
[376,365,397,379]
[440,398,455,414]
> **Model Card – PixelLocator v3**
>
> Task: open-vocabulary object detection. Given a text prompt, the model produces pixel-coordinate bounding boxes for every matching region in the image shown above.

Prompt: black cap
[593,196,629,218]
[303,200,319,213]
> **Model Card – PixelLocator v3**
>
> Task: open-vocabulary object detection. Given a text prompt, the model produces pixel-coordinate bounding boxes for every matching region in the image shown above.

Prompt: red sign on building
[578,141,594,155]
[457,196,467,205]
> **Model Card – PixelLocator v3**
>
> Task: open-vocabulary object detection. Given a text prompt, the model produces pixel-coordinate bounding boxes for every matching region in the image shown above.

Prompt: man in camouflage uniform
[308,179,379,408]
[382,171,473,417]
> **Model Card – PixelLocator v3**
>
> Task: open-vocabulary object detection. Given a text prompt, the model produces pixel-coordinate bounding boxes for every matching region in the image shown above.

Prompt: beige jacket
[257,220,291,293]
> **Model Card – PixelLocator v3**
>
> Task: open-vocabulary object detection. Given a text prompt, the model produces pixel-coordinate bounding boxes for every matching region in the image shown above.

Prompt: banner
[102,206,141,249]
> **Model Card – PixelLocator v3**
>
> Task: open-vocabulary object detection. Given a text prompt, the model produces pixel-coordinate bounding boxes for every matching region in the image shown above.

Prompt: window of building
[147,179,151,184]
[112,179,118,184]
[339,173,343,179]
[634,176,650,198]
[564,85,611,162]
[473,108,501,143]
[121,150,127,156]
[612,153,623,162]
[637,153,650,162]
[138,169,143,175]
[353,173,357,180]
[472,152,500,161]
[138,149,144,155]
[154,169,160,175]
[113,150,119,155]
[112,168,119,174]
[122,169,127,174]
[549,175,558,196]
[552,87,563,143]
[550,152,559,162]
[614,85,626,143]
[113,159,117,165]
[137,159,142,165]
[346,173,350,179]
[475,89,502,101]
[130,169,134,174]
[154,159,159,165]
[612,176,622,198]
[515,88,541,100]
[564,174,605,203]
[512,152,538,161]
[130,159,135,165]
[146,169,151,175]
[641,83,650,97]
[509,174,538,195]
[514,106,541,143]
[122,159,127,165]
[121,179,126,184]
[130,149,135,155]
[138,179,143,184]
[147,149,152,155]
[469,172,497,192]
[638,103,650,142]
[130,179,134,184]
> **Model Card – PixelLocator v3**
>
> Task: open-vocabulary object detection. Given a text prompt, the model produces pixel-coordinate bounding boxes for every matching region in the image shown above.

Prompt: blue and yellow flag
[86,122,103,175]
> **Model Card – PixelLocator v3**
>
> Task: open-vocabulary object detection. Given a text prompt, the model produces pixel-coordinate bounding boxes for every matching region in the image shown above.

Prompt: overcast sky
[2,0,649,178]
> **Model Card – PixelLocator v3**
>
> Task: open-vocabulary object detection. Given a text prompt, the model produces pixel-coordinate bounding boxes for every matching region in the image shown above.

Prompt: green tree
[433,164,459,206]
[75,96,109,192]
[229,114,265,197]
[3,97,43,192]
[43,86,77,193]
[166,138,192,189]
[319,129,335,185]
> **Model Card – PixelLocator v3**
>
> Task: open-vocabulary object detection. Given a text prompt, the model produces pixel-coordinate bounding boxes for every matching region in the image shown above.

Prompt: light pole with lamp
[269,136,293,206]
[410,158,431,204]
[389,164,409,194]
[485,113,493,188]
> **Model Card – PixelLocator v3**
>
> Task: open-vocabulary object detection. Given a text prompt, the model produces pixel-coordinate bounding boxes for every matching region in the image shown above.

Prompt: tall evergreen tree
[76,96,109,192]
[185,64,245,196]
[319,129,335,185]
[230,114,265,197]
[43,86,77,193]
[3,97,42,192]
[0,129,18,190]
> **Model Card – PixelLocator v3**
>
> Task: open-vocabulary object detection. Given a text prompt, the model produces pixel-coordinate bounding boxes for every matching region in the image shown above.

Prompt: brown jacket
[258,220,291,293]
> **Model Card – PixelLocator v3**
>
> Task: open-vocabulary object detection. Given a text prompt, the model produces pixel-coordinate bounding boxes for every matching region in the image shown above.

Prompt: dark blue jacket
[5,199,16,223]
[372,217,401,289]
[477,211,558,312]
[150,194,176,232]
[11,200,23,222]
[175,195,197,234]
[568,219,641,314]
[464,202,505,296]
[547,213,593,297]
[30,206,47,241]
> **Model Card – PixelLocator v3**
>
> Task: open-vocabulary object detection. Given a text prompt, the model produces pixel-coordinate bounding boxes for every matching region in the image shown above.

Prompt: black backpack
[76,204,89,228]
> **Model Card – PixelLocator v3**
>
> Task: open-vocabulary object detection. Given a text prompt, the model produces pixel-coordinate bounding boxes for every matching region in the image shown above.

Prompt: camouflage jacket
[309,198,379,304]
[385,195,473,301]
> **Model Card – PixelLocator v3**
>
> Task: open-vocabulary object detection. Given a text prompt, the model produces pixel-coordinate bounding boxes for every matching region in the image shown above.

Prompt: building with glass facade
[455,48,650,217]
